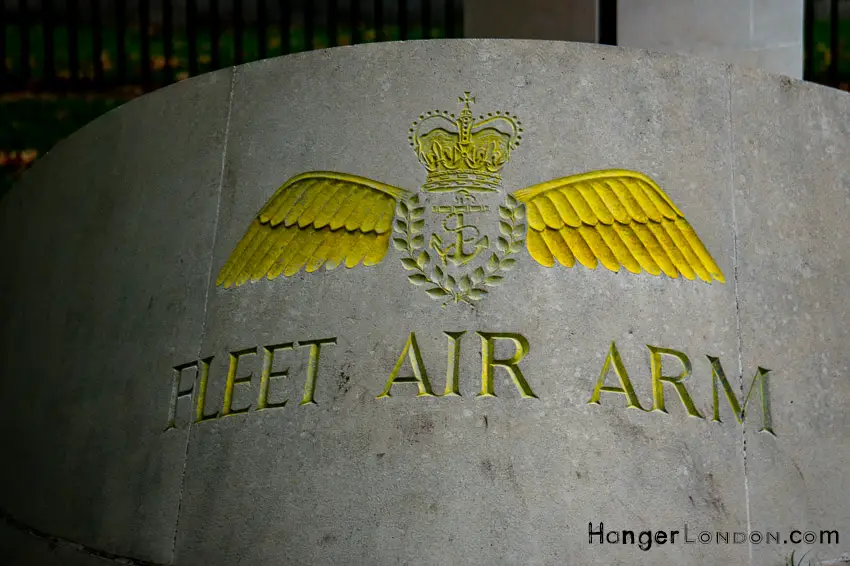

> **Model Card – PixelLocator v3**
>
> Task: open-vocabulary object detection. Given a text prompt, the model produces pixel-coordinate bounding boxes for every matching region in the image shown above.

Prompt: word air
[165,332,773,435]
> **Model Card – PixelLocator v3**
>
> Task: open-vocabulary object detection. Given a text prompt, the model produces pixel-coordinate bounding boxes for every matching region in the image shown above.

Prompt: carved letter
[194,357,219,423]
[707,356,774,435]
[377,332,436,398]
[587,342,647,410]
[166,360,198,430]
[222,348,256,417]
[257,342,293,411]
[166,356,225,427]
[443,331,465,397]
[297,338,337,406]
[648,346,704,418]
[476,332,537,398]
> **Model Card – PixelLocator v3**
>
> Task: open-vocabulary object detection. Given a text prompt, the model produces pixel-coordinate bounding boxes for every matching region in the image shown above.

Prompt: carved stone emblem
[217,93,725,305]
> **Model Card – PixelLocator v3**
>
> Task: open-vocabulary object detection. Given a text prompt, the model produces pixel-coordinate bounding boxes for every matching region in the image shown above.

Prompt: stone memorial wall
[1,39,848,566]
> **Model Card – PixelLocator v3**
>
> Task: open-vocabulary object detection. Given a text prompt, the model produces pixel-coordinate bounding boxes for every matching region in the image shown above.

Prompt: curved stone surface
[0,40,848,566]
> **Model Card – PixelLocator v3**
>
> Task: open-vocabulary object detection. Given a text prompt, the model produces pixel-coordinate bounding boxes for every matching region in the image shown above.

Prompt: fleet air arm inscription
[166,333,774,436]
[215,93,724,306]
[168,94,761,437]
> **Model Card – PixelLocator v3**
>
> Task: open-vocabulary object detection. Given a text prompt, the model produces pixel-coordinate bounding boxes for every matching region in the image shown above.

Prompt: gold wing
[217,171,412,288]
[511,169,724,283]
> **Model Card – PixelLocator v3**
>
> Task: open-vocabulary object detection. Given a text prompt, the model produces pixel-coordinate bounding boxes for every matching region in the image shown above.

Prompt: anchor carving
[429,191,490,267]
[216,92,727,310]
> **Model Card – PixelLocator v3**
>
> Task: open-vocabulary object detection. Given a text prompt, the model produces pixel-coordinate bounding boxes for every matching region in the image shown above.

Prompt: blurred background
[0,0,846,200]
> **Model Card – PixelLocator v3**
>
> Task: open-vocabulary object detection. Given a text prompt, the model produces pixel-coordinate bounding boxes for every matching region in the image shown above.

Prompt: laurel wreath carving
[393,194,525,305]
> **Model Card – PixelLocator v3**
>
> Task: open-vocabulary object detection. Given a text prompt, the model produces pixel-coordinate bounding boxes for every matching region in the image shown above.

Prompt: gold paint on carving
[394,194,523,305]
[587,342,647,410]
[707,357,774,435]
[647,345,704,419]
[216,94,725,306]
[596,224,640,274]
[378,332,436,398]
[647,223,694,280]
[560,226,597,269]
[538,229,572,268]
[611,224,661,275]
[514,170,724,283]
[476,332,537,399]
[195,357,219,423]
[222,348,257,416]
[411,91,521,193]
[167,361,199,430]
[443,331,466,396]
[298,338,337,406]
[257,343,293,410]
[217,172,412,288]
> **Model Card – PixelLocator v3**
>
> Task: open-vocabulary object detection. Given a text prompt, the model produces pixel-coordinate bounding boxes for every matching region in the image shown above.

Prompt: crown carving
[409,92,522,192]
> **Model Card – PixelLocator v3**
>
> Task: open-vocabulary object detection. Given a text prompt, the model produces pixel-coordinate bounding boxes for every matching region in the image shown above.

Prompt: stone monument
[1,40,848,565]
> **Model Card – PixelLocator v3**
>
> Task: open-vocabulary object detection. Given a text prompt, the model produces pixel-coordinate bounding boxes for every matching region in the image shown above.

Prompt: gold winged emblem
[217,93,724,305]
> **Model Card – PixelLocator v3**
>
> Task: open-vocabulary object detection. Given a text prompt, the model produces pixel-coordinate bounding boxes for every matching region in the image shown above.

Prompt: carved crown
[409,92,522,192]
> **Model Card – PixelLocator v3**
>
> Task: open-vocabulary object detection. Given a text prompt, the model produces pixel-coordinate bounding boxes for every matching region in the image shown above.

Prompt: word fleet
[166,331,773,435]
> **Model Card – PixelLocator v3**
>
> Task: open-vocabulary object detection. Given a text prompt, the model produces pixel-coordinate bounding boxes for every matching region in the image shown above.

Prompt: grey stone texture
[0,70,233,562]
[0,519,116,566]
[462,0,804,79]
[731,67,850,566]
[618,0,804,79]
[1,40,848,565]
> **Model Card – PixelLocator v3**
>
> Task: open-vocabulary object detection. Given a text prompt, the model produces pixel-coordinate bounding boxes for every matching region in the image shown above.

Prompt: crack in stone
[726,62,753,566]
[166,66,239,565]
[0,506,166,565]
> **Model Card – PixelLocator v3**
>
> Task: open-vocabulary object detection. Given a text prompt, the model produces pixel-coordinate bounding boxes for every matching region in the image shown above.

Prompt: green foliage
[2,23,456,84]
[0,23,453,199]
[809,20,850,75]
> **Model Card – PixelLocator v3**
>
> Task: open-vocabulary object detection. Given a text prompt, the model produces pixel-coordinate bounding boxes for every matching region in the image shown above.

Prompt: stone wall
[618,0,804,78]
[1,40,848,566]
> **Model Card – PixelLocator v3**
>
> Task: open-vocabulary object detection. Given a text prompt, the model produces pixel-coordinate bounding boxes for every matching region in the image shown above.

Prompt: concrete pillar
[463,0,599,43]
[4,39,850,566]
[463,0,804,78]
[617,0,804,79]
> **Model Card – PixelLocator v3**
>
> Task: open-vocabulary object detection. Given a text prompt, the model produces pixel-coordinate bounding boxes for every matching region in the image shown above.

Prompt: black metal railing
[805,0,850,90]
[0,0,464,93]
[597,0,616,46]
[0,0,463,200]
